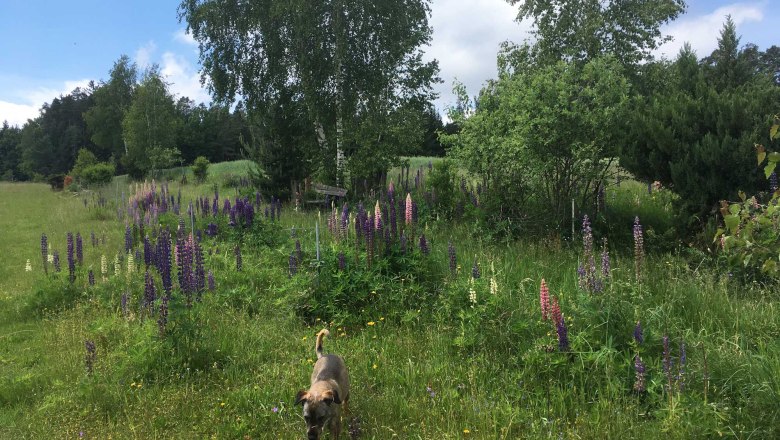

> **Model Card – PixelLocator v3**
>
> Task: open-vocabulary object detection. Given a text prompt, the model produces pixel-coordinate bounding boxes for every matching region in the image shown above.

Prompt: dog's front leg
[328,411,342,439]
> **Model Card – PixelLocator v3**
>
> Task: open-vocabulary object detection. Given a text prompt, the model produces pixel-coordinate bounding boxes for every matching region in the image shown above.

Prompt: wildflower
[633,216,644,282]
[88,270,95,286]
[426,386,436,398]
[448,241,457,275]
[372,364,378,369]
[556,316,569,352]
[367,321,375,326]
[539,279,550,321]
[601,237,610,280]
[76,232,83,265]
[463,429,471,435]
[100,255,107,279]
[126,252,135,276]
[125,225,132,253]
[207,270,215,291]
[25,259,32,272]
[85,340,96,375]
[337,252,346,271]
[144,270,156,308]
[272,406,279,413]
[490,276,498,295]
[206,223,218,237]
[67,232,75,283]
[289,251,298,277]
[551,296,562,327]
[419,234,429,255]
[405,193,413,225]
[471,258,480,279]
[468,278,477,307]
[633,355,646,393]
[633,321,643,345]
[53,251,61,272]
[41,233,48,274]
[374,200,382,230]
[770,172,778,193]
[48,254,54,264]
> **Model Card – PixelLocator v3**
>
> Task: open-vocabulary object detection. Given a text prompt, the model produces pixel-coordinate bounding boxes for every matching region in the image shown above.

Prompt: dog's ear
[323,390,341,405]
[295,390,308,405]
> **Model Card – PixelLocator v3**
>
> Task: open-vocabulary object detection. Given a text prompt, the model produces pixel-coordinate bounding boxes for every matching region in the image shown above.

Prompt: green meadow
[1,162,779,439]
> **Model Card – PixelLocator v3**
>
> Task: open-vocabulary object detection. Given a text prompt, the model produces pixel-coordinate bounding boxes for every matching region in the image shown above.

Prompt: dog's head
[295,389,341,440]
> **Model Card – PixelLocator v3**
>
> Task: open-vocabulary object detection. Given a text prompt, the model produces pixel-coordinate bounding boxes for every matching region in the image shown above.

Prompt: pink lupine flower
[405,193,412,225]
[540,279,550,321]
[551,296,562,327]
[374,201,382,230]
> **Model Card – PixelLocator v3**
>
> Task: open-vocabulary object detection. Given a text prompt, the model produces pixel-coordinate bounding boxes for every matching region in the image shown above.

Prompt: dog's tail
[315,329,329,359]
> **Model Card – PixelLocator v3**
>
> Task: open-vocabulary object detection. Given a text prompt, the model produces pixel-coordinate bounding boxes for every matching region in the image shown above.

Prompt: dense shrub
[192,156,209,183]
[80,163,115,187]
[47,173,65,190]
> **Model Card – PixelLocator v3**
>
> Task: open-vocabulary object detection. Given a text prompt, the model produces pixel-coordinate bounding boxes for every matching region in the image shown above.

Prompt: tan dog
[295,329,350,440]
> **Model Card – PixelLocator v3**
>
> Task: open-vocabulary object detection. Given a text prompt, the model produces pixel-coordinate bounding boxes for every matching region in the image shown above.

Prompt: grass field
[1,161,778,439]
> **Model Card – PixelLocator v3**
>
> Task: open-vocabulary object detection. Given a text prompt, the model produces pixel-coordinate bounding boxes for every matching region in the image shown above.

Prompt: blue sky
[1,0,778,127]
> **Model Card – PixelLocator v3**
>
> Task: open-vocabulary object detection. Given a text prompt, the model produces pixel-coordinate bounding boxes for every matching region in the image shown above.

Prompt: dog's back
[312,330,350,402]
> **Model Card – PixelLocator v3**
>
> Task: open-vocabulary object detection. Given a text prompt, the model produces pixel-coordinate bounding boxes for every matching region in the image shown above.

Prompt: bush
[70,148,98,181]
[80,163,115,187]
[192,156,209,183]
[47,174,65,190]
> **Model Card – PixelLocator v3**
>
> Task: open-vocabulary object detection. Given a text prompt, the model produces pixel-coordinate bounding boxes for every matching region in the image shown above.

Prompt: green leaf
[724,214,739,233]
[728,204,741,215]
[768,152,780,163]
[765,161,777,179]
[757,144,766,165]
[771,124,779,140]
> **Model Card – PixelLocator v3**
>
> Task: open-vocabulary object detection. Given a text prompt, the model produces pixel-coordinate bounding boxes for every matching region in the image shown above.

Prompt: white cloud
[174,29,197,47]
[425,0,532,114]
[160,51,210,104]
[135,41,157,70]
[0,79,92,127]
[656,2,765,59]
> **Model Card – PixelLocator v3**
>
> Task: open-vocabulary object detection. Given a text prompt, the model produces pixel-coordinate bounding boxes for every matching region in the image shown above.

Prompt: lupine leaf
[765,161,777,179]
[724,214,739,233]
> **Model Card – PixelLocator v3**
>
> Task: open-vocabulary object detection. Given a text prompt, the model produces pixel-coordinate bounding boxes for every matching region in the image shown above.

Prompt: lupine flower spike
[539,279,550,321]
[633,321,643,345]
[633,216,644,282]
[633,355,647,393]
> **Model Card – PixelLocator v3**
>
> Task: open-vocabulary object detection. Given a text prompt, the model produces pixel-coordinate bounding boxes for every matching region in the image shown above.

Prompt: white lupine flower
[47,254,54,264]
[468,277,477,307]
[25,259,32,272]
[126,253,135,276]
[114,254,121,276]
[490,277,498,296]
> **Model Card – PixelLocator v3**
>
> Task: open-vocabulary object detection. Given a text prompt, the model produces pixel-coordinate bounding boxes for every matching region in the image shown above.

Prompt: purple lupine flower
[633,355,646,393]
[206,223,218,237]
[144,270,157,308]
[365,216,374,267]
[207,270,215,291]
[341,203,349,239]
[41,233,48,275]
[289,251,298,277]
[448,241,457,275]
[121,292,128,315]
[471,259,481,279]
[556,316,569,352]
[84,340,96,375]
[418,234,429,255]
[76,232,83,265]
[67,232,75,283]
[223,199,231,216]
[229,206,237,227]
[770,172,778,193]
[53,250,61,272]
[235,245,242,271]
[677,341,686,392]
[576,265,586,290]
[158,295,169,337]
[212,198,218,216]
[88,270,95,286]
[581,215,599,293]
[633,216,644,282]
[600,238,610,280]
[125,225,132,253]
[633,321,643,345]
[338,252,346,271]
[194,240,205,299]
[158,228,172,295]
[662,335,674,392]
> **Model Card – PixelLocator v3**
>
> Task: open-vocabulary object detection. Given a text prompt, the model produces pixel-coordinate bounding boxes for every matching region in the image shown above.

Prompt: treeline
[0,53,449,185]
[446,6,780,234]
